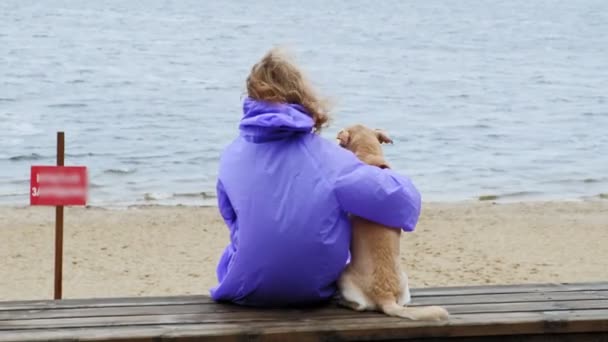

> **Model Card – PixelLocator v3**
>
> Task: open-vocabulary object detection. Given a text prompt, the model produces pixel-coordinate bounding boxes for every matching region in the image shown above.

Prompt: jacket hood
[239,97,314,142]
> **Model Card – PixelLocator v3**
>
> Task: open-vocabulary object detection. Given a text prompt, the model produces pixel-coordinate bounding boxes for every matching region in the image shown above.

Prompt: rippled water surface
[1,0,607,206]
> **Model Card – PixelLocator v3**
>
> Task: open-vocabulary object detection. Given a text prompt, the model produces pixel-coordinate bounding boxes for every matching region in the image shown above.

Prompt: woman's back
[211,98,352,306]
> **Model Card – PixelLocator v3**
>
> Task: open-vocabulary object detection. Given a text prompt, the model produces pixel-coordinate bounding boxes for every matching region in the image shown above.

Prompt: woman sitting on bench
[209,48,421,307]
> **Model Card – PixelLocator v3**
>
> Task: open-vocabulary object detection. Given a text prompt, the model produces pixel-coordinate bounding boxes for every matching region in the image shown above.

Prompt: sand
[1,201,607,301]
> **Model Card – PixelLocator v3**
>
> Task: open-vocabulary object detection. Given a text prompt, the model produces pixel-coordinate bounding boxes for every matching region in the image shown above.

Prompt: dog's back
[337,125,448,321]
[350,216,402,299]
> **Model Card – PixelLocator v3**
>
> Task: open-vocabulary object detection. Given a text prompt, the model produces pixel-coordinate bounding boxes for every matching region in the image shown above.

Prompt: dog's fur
[336,124,449,321]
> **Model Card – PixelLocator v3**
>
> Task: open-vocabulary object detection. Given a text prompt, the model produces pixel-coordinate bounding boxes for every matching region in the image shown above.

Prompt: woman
[210,48,421,307]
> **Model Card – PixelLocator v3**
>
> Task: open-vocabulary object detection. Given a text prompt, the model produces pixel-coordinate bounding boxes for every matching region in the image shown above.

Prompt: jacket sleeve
[216,179,236,226]
[333,153,421,231]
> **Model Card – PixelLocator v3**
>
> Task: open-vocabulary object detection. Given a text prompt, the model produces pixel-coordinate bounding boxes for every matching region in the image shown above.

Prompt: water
[1,0,607,207]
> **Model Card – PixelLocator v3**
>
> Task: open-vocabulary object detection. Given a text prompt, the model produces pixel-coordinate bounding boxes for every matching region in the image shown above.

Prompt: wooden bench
[1,281,607,341]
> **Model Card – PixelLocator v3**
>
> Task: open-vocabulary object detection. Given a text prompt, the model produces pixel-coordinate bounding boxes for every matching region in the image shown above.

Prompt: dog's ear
[375,129,393,144]
[337,129,350,147]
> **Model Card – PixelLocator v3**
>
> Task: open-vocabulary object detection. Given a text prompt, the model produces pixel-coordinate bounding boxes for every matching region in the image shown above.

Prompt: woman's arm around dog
[331,146,421,231]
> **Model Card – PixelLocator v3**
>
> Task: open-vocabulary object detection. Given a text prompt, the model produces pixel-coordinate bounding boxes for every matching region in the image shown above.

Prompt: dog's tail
[379,300,449,321]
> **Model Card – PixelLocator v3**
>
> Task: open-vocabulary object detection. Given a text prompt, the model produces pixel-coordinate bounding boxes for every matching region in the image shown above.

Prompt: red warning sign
[30,166,88,206]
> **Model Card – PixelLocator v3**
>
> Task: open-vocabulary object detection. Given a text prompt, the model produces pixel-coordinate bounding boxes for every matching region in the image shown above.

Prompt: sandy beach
[1,200,606,301]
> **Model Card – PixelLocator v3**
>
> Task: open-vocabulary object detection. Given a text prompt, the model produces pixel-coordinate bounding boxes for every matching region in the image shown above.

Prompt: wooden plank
[0,291,606,323]
[3,330,607,342]
[1,310,376,330]
[2,282,607,312]
[0,295,214,312]
[1,286,606,316]
[1,309,608,342]
[1,289,607,322]
[0,291,608,321]
[1,295,608,324]
[411,281,608,297]
[392,334,608,342]
[2,299,608,331]
[445,299,608,314]
[124,310,608,341]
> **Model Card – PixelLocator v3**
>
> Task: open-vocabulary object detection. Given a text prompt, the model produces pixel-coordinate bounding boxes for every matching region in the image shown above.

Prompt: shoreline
[1,183,607,208]
[1,200,607,301]
[1,192,606,210]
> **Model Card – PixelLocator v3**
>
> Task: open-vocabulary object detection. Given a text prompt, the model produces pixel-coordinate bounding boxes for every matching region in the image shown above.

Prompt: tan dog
[336,124,449,321]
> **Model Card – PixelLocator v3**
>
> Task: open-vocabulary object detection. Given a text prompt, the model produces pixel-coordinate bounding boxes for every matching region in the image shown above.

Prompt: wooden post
[54,132,65,300]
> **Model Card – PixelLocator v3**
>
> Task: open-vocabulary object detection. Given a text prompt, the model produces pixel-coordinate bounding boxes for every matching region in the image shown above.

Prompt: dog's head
[336,124,393,148]
[336,124,393,168]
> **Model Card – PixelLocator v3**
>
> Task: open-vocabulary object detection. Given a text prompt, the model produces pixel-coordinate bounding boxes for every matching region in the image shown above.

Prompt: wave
[89,182,104,189]
[235,23,251,30]
[8,179,28,185]
[448,94,470,99]
[143,192,171,201]
[9,152,116,160]
[5,72,46,78]
[174,191,216,199]
[0,98,16,102]
[486,133,507,139]
[478,191,544,201]
[66,152,112,158]
[143,191,216,202]
[47,103,88,108]
[120,154,171,161]
[582,193,608,201]
[103,168,137,175]
[582,112,607,117]
[541,177,608,185]
[0,192,27,198]
[8,153,45,161]
[186,155,220,164]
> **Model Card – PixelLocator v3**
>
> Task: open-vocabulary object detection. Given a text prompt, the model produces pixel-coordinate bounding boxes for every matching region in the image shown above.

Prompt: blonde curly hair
[246,48,331,133]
